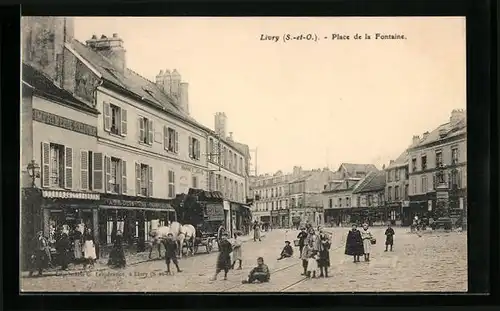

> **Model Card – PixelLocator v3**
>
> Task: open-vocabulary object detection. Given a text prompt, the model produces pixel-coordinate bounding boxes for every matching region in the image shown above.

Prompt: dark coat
[108,235,126,268]
[31,236,50,270]
[385,228,395,245]
[297,231,307,246]
[162,239,178,259]
[281,245,293,257]
[318,238,331,267]
[217,239,232,270]
[345,229,364,256]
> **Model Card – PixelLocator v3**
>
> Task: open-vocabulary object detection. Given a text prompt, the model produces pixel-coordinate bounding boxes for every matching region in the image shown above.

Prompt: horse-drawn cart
[193,232,216,254]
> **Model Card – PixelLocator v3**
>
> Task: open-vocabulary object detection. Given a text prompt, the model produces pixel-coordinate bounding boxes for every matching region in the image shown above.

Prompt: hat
[285,240,290,244]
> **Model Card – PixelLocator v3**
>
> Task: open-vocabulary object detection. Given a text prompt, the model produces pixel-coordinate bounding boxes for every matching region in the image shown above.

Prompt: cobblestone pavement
[20,228,467,292]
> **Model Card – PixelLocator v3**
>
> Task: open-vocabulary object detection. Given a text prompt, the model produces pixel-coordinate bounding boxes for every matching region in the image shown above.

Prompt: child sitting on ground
[242,257,270,284]
[277,241,293,260]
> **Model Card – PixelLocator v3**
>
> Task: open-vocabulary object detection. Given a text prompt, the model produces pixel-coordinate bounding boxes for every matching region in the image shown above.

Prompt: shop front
[99,194,176,254]
[386,202,405,226]
[324,208,351,227]
[270,210,279,228]
[407,193,435,226]
[230,202,252,235]
[278,209,289,228]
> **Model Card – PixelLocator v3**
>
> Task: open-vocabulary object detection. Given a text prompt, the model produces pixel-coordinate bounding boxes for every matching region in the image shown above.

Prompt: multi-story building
[408,109,467,223]
[21,17,252,256]
[351,170,387,225]
[289,168,335,227]
[322,163,378,226]
[249,170,292,227]
[384,151,410,225]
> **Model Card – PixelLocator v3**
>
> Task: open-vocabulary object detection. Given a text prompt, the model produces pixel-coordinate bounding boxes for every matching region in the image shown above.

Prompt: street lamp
[27,160,40,188]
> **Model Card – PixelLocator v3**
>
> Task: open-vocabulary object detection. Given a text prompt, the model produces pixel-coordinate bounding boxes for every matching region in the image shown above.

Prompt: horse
[179,224,196,257]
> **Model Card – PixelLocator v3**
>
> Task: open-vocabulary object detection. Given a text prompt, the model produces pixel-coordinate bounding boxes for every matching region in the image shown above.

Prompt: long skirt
[307,257,318,272]
[216,254,231,272]
[363,239,371,254]
[253,230,260,240]
[74,240,83,259]
[108,247,126,268]
[317,250,330,268]
[232,246,242,261]
[385,236,394,246]
[83,240,97,260]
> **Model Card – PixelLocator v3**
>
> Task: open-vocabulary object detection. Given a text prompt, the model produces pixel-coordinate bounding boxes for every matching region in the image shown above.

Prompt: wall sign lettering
[33,109,97,136]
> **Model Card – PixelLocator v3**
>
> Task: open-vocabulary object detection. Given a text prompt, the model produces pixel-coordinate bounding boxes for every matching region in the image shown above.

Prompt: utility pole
[249,148,258,176]
[203,132,223,191]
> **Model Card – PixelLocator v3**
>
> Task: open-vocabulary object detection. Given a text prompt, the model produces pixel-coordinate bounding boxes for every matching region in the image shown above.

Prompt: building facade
[384,151,410,226]
[351,171,387,225]
[407,109,467,225]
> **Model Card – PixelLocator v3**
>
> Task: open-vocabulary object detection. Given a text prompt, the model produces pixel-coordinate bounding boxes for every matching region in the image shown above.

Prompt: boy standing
[385,223,395,252]
[162,233,182,275]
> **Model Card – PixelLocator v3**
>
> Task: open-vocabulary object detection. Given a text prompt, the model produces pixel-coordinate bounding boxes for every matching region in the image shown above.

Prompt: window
[239,157,243,174]
[164,127,179,153]
[411,158,417,172]
[168,170,176,198]
[346,197,350,207]
[233,153,237,171]
[329,198,333,208]
[387,186,392,201]
[109,157,120,193]
[41,142,73,189]
[139,116,153,145]
[103,103,127,136]
[421,176,427,193]
[208,139,214,162]
[435,150,443,168]
[404,184,409,200]
[135,163,153,196]
[412,178,417,194]
[189,137,201,160]
[404,167,409,179]
[395,169,400,181]
[451,147,459,165]
[367,195,373,207]
[421,155,427,170]
[450,169,461,188]
[192,176,198,188]
[394,186,400,200]
[339,198,342,208]
[228,151,233,170]
[356,196,360,207]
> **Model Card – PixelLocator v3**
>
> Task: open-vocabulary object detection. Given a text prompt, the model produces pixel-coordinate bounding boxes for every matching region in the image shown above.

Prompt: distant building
[351,171,387,225]
[385,150,410,226]
[408,109,467,223]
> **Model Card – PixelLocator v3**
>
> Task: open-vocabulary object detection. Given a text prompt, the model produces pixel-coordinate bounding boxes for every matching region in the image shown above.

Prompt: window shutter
[41,142,50,187]
[80,150,89,190]
[121,160,127,194]
[64,147,73,189]
[457,169,462,188]
[148,120,154,145]
[175,131,179,153]
[163,126,168,151]
[188,136,193,158]
[139,118,145,142]
[196,140,200,160]
[135,163,141,195]
[120,109,127,136]
[103,102,111,132]
[93,152,104,191]
[148,166,153,197]
[432,174,436,190]
[104,155,111,192]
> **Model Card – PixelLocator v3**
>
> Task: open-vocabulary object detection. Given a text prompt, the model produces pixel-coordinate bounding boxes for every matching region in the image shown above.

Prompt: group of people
[296,225,332,278]
[345,223,395,263]
[29,225,97,277]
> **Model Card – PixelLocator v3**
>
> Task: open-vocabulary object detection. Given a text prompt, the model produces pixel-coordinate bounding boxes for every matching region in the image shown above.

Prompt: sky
[73,17,466,175]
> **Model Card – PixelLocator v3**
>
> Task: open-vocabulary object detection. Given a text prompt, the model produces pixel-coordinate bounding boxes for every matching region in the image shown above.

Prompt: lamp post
[27,160,41,188]
[435,164,450,219]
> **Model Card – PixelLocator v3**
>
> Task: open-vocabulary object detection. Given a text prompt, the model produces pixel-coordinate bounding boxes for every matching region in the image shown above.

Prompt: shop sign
[181,165,205,175]
[42,190,100,200]
[205,203,224,221]
[33,109,97,136]
[102,198,172,210]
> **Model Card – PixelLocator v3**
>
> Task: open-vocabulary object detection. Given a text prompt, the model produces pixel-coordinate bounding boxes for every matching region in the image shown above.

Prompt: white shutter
[93,153,104,191]
[41,142,50,187]
[148,166,153,197]
[139,118,145,143]
[121,160,127,194]
[103,102,111,132]
[196,140,200,160]
[120,108,127,136]
[135,163,141,195]
[148,120,154,145]
[174,131,179,153]
[104,155,111,192]
[163,126,168,151]
[80,150,89,190]
[188,136,193,158]
[64,147,73,189]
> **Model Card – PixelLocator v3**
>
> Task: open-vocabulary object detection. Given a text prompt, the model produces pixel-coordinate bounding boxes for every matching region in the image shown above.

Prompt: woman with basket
[361,223,375,262]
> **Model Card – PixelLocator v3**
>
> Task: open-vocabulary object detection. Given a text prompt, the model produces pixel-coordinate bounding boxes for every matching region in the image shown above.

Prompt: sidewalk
[20,233,265,278]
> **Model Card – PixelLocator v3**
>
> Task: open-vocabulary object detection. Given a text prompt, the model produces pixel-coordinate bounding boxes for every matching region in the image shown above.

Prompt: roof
[340,163,379,176]
[352,171,386,194]
[70,39,212,133]
[22,63,99,114]
[410,118,466,149]
[386,150,409,169]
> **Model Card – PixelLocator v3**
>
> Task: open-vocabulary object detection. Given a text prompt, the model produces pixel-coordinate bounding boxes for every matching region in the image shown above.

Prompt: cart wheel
[206,241,212,253]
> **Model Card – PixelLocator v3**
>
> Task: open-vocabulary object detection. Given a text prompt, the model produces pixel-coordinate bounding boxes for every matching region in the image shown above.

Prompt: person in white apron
[82,228,97,269]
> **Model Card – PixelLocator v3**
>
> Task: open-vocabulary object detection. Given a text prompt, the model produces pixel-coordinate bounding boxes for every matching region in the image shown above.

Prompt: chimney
[170,69,181,98]
[412,135,420,145]
[86,33,126,74]
[422,131,430,139]
[214,112,227,138]
[179,82,189,114]
[163,70,172,94]
[439,128,448,138]
[450,109,466,127]
[155,70,165,89]
[227,132,234,141]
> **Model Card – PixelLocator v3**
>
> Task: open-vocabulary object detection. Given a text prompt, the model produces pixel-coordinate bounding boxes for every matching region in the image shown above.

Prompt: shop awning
[100,205,175,212]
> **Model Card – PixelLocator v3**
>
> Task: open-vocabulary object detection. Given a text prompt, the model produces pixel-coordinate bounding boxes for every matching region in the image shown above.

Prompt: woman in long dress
[345,224,364,263]
[72,227,83,263]
[231,232,243,270]
[212,233,233,281]
[317,231,331,277]
[107,230,126,268]
[360,223,373,262]
[82,228,97,269]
